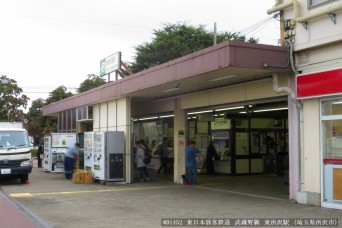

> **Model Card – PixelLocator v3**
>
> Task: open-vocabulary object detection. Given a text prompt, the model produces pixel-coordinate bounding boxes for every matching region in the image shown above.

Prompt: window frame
[308,0,338,9]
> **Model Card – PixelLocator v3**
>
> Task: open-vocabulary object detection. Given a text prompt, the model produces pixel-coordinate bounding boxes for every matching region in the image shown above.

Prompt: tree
[37,85,74,133]
[0,75,29,122]
[77,74,106,93]
[25,98,54,144]
[45,85,73,105]
[130,23,259,73]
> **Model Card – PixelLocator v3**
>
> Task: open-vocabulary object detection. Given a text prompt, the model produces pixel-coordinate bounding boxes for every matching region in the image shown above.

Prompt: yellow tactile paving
[10,185,180,198]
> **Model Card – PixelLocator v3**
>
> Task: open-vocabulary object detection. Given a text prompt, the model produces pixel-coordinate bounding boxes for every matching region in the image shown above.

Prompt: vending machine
[43,133,77,173]
[93,131,124,182]
[84,132,94,171]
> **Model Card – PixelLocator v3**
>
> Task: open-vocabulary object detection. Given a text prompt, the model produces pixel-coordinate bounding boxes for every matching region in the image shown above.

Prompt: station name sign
[100,52,121,77]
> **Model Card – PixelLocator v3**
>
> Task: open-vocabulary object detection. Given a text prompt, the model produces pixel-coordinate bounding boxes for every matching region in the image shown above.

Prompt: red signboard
[323,159,342,165]
[297,68,342,98]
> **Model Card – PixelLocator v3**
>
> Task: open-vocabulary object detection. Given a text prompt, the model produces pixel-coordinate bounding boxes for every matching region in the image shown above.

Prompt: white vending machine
[93,131,124,182]
[84,132,94,171]
[43,133,77,173]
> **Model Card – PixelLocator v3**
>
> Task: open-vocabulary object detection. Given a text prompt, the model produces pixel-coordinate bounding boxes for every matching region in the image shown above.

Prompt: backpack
[143,147,152,164]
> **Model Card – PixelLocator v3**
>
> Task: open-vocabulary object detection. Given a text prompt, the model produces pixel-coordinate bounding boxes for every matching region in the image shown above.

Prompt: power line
[237,13,280,37]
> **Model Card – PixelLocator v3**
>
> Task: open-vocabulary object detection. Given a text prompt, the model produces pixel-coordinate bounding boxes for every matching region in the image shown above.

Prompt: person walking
[37,143,44,168]
[64,142,80,180]
[157,137,169,175]
[206,140,219,175]
[135,139,150,182]
[185,140,198,185]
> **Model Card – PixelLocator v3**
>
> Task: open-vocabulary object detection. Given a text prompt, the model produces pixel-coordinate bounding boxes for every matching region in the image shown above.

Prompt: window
[0,131,29,148]
[321,99,342,159]
[76,105,93,121]
[309,0,337,7]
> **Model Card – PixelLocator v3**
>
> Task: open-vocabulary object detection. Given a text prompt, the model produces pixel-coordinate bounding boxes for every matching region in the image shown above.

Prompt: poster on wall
[51,134,77,148]
[211,118,230,130]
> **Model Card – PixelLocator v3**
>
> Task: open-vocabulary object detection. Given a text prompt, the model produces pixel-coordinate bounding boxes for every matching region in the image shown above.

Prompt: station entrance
[133,99,289,199]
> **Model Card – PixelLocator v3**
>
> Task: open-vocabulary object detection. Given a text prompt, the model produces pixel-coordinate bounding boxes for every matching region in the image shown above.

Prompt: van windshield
[0,131,29,148]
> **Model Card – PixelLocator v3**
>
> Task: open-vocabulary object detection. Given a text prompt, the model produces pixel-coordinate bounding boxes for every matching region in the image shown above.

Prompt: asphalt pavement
[1,168,341,228]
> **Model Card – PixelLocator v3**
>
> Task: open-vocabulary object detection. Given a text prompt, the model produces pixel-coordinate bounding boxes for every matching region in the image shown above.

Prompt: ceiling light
[254,107,288,113]
[163,87,180,93]
[187,110,213,115]
[239,111,247,114]
[211,75,237,82]
[332,101,342,104]
[138,116,158,121]
[215,106,244,111]
[160,115,174,118]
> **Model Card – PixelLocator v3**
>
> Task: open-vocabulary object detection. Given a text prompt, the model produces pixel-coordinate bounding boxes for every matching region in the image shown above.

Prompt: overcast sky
[0,0,280,109]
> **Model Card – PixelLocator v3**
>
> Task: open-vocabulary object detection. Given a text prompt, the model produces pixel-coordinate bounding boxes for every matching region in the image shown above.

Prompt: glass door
[321,99,342,209]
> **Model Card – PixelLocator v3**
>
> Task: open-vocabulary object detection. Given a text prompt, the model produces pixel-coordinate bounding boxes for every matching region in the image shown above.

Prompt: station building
[43,0,342,210]
[43,41,295,198]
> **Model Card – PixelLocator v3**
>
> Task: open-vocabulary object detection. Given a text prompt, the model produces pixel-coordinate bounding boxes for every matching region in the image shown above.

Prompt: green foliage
[130,23,259,73]
[26,85,73,139]
[25,98,55,144]
[0,75,29,122]
[31,147,38,157]
[45,86,73,105]
[77,74,106,93]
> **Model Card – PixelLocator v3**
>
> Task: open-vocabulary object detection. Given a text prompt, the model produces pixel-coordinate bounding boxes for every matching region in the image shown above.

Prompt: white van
[0,123,32,183]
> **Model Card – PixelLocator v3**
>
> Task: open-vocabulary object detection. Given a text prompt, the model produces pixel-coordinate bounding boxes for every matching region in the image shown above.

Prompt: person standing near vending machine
[37,143,44,168]
[64,142,80,180]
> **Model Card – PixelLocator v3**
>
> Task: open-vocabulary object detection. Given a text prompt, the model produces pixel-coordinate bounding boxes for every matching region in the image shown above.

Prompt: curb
[0,187,53,228]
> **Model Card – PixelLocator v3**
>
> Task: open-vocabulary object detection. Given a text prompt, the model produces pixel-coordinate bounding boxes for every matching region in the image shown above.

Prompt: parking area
[1,168,341,228]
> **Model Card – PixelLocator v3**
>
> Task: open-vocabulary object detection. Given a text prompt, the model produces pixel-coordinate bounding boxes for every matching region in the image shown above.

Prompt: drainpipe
[272,73,302,109]
[267,0,299,18]
[296,2,342,23]
[272,72,303,202]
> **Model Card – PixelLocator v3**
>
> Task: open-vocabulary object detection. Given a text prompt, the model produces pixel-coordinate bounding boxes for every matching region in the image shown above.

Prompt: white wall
[93,97,132,183]
[302,99,321,193]
[181,76,288,109]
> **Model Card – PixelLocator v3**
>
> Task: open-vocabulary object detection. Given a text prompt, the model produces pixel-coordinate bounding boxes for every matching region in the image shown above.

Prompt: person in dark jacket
[157,137,169,175]
[206,140,219,175]
[37,143,44,168]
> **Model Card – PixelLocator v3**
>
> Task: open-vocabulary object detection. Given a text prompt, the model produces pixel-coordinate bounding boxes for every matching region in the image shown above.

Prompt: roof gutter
[267,0,300,18]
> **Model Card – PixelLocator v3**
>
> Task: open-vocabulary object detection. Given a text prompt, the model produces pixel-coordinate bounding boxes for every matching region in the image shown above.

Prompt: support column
[288,74,300,201]
[101,97,132,183]
[173,98,186,183]
[119,97,132,184]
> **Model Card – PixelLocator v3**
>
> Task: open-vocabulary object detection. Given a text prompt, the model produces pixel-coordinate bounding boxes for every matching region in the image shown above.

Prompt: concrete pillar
[173,98,186,183]
[288,74,300,201]
[124,98,132,184]
[114,97,132,184]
